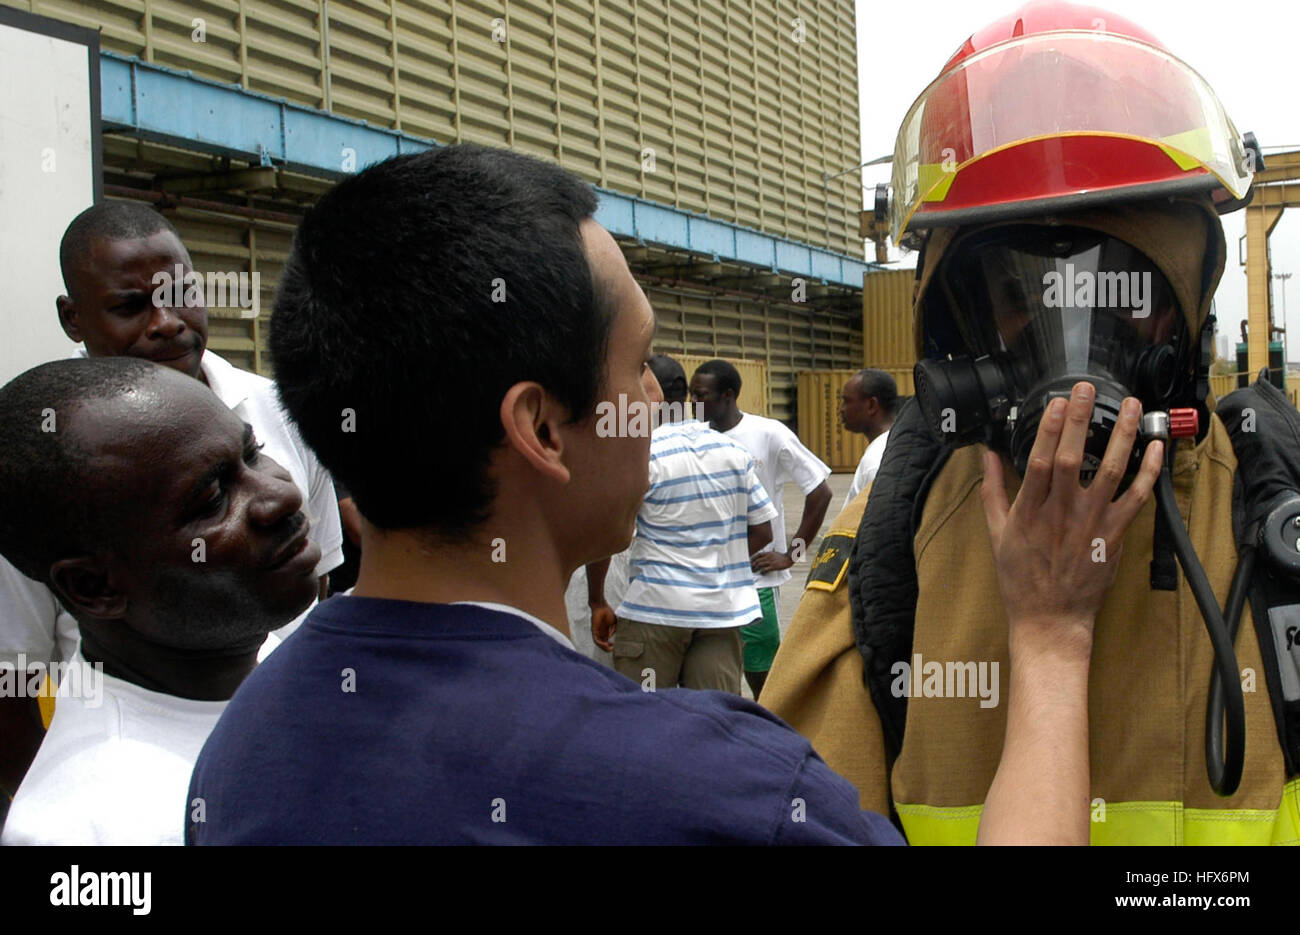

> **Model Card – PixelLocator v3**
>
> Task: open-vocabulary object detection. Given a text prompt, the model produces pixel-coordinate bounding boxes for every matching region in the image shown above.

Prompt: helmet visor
[891,31,1252,241]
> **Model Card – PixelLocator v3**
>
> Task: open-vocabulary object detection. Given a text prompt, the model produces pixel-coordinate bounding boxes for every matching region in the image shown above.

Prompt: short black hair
[270,143,615,538]
[648,354,687,404]
[694,359,741,399]
[59,201,180,293]
[854,368,900,416]
[0,357,157,584]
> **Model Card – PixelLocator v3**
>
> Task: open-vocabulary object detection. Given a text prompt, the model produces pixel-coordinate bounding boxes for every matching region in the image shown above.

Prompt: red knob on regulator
[1168,407,1199,439]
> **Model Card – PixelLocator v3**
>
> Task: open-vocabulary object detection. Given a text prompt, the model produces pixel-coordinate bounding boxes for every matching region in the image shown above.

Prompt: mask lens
[938,226,1182,399]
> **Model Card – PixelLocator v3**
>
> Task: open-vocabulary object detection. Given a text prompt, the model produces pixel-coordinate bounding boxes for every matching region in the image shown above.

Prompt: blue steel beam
[99,52,434,173]
[591,192,875,288]
[99,52,874,288]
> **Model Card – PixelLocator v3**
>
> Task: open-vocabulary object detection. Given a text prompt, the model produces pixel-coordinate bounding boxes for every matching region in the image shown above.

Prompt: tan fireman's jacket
[763,417,1300,844]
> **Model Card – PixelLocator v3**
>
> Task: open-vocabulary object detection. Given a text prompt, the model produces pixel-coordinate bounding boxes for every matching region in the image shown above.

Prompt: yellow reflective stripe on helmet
[910,130,1225,218]
[1157,127,1215,171]
[897,778,1300,845]
[916,162,958,204]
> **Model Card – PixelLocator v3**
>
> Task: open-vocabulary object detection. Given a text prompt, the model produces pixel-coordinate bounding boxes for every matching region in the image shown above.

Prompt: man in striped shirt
[589,356,776,693]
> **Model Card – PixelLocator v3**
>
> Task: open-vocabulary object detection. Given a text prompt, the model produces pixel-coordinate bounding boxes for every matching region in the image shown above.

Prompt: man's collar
[193,350,251,409]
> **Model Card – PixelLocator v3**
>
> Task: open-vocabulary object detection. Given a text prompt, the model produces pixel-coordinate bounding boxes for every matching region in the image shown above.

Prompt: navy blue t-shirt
[187,597,904,845]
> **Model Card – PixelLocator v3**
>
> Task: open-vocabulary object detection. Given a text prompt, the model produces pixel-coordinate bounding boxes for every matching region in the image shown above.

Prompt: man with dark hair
[55,204,203,378]
[588,354,776,693]
[690,359,833,698]
[0,201,343,804]
[839,368,899,509]
[647,354,689,419]
[187,143,1151,845]
[693,358,742,401]
[267,146,619,537]
[0,358,320,844]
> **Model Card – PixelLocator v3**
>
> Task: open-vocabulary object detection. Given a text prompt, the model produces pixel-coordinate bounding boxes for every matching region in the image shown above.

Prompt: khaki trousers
[611,617,744,693]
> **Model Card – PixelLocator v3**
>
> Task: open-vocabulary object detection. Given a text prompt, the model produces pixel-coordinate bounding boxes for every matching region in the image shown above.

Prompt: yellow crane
[1243,149,1300,383]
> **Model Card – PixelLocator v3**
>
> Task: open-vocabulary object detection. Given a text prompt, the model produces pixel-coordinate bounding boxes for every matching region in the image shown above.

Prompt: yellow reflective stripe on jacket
[897,777,1300,845]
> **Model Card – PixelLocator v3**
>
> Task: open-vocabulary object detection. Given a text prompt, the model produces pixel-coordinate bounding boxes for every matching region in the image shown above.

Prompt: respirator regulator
[913,225,1253,797]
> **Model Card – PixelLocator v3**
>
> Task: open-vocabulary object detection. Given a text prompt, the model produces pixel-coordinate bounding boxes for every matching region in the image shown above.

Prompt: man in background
[588,354,775,692]
[690,359,832,698]
[839,368,898,509]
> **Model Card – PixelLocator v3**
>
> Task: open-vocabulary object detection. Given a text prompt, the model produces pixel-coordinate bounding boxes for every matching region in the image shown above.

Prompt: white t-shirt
[722,412,831,590]
[0,350,344,668]
[844,429,891,510]
[617,421,778,629]
[1,654,227,845]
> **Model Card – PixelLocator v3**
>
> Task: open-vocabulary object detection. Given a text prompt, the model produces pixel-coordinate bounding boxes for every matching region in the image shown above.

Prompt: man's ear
[499,381,572,485]
[56,295,82,343]
[48,556,128,620]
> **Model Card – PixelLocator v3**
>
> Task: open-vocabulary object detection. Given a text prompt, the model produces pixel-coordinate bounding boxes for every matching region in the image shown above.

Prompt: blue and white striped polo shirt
[617,420,778,629]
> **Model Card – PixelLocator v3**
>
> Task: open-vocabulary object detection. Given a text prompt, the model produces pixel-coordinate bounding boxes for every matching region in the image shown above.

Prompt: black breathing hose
[1152,453,1247,797]
[1205,546,1255,793]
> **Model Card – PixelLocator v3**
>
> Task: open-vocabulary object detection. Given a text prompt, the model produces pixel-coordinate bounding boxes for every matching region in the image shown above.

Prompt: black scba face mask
[915,225,1192,482]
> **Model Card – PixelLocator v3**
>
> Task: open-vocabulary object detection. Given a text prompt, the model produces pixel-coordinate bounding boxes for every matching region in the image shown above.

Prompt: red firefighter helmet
[888,0,1256,244]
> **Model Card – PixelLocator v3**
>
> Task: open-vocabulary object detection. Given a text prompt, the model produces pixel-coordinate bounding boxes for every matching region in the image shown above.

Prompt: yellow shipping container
[1211,373,1299,410]
[796,370,866,472]
[796,366,916,471]
[862,267,915,368]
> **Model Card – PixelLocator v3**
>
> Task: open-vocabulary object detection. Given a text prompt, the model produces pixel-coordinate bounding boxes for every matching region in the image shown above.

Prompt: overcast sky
[855,0,1300,363]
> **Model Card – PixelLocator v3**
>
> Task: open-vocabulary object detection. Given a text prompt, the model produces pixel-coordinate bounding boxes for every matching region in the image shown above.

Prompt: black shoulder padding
[849,396,952,761]
[1219,372,1300,777]
[1217,374,1300,527]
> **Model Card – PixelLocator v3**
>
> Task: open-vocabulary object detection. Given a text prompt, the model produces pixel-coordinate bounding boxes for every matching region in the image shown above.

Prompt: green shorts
[740,587,781,673]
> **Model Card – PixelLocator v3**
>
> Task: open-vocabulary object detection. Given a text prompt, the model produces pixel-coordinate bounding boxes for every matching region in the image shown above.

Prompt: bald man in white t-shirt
[839,368,899,509]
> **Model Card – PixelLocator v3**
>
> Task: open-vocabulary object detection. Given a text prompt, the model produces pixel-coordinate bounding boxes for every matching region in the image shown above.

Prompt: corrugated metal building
[4,0,872,421]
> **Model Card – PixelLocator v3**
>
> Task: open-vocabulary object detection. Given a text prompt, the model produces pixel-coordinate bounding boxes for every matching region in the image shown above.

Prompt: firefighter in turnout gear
[762,0,1300,844]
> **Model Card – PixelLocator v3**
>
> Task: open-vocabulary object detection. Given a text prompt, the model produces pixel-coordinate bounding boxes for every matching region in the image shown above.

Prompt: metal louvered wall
[170,208,296,374]
[13,0,869,424]
[93,184,862,417]
[7,0,863,254]
[645,284,860,423]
